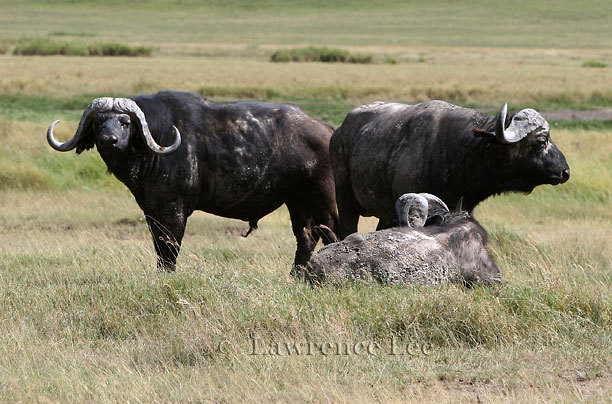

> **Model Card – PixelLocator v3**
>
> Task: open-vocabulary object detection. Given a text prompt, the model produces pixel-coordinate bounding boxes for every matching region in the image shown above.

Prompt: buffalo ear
[455,196,464,213]
[471,127,495,138]
[75,125,95,154]
[314,225,339,245]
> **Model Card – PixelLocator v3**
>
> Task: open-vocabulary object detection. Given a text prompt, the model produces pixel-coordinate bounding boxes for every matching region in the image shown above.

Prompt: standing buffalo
[47,91,337,271]
[330,100,570,238]
[299,193,501,286]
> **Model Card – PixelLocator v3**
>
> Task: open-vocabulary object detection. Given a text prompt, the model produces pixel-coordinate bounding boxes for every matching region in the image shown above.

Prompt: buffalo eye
[536,136,548,150]
[119,116,131,128]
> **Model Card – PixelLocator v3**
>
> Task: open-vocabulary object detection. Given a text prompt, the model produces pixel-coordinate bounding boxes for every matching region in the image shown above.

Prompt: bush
[347,52,373,64]
[270,46,373,64]
[88,42,152,57]
[13,39,152,57]
[583,60,607,68]
[317,47,349,62]
[13,38,88,56]
[384,57,398,65]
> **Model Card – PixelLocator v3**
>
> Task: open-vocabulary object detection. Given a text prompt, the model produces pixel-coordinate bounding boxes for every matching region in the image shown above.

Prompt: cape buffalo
[47,91,337,271]
[298,193,501,286]
[330,100,570,238]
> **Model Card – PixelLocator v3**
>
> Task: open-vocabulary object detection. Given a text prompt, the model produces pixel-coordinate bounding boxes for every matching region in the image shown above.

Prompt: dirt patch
[543,108,612,121]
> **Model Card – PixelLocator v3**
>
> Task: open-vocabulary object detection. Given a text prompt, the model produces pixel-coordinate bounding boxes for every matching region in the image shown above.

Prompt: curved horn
[493,103,510,144]
[419,193,450,219]
[494,103,549,144]
[396,193,451,228]
[47,97,114,152]
[395,193,429,228]
[114,98,181,155]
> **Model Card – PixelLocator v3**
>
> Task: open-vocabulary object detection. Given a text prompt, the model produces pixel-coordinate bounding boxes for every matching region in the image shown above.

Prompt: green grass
[2,91,611,136]
[48,30,97,37]
[549,120,612,131]
[0,93,112,121]
[0,91,610,196]
[2,0,612,49]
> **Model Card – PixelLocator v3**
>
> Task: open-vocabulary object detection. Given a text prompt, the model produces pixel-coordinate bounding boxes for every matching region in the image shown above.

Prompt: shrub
[269,49,291,62]
[13,38,88,56]
[270,46,373,64]
[49,31,96,37]
[347,53,373,64]
[384,57,398,65]
[317,47,349,62]
[13,38,152,57]
[88,42,152,57]
[583,60,607,68]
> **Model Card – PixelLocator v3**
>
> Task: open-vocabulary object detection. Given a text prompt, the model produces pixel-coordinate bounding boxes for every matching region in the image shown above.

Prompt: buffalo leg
[335,180,361,240]
[145,212,187,272]
[310,184,339,246]
[287,203,316,276]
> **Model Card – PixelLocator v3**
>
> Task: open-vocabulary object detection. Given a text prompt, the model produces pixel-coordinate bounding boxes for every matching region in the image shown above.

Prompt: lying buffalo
[298,193,501,286]
[330,100,570,238]
[47,91,338,271]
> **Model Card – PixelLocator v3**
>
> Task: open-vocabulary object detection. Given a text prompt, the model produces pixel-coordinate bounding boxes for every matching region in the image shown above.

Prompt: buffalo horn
[47,97,114,151]
[494,103,549,144]
[396,193,450,228]
[113,98,181,155]
[419,193,450,219]
[396,193,428,228]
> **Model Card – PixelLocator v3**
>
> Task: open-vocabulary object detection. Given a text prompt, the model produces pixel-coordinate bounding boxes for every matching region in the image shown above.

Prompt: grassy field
[2,0,612,49]
[1,1,612,402]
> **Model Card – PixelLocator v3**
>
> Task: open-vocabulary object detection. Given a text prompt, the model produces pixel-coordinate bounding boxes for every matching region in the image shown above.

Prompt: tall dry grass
[1,51,611,111]
[0,125,610,402]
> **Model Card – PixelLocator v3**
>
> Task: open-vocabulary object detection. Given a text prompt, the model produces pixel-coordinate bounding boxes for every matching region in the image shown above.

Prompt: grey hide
[300,193,501,287]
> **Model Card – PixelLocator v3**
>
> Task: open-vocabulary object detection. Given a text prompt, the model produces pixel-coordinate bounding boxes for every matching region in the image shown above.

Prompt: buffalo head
[473,103,570,193]
[47,97,181,155]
